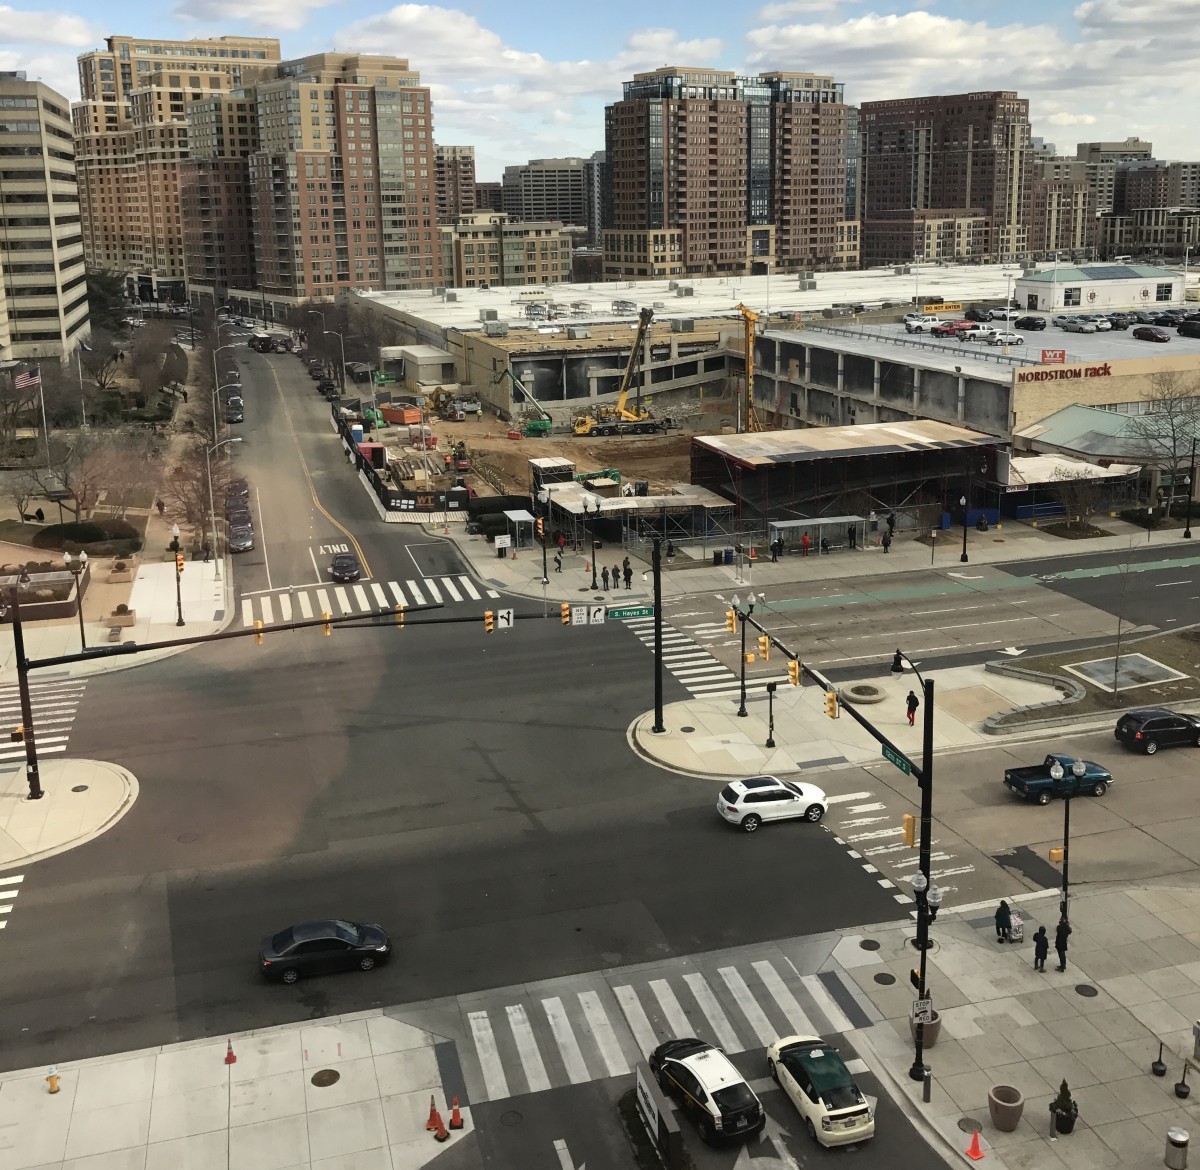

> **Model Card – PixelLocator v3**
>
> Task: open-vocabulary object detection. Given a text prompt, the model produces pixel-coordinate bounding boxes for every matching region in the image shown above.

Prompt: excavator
[573,307,668,437]
[735,303,765,433]
[494,368,554,436]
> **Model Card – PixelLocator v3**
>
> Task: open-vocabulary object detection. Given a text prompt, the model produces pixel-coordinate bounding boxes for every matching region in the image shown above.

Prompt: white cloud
[173,0,339,33]
[0,5,95,47]
[0,49,81,99]
[756,0,853,17]
[1044,112,1098,126]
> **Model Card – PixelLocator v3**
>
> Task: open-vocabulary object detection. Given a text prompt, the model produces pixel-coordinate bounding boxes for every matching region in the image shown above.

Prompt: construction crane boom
[612,306,655,420]
[735,303,763,432]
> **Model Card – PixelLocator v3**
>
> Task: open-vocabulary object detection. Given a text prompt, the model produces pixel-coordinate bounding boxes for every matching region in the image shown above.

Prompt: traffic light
[724,609,737,633]
[321,610,332,637]
[823,689,839,720]
[902,812,916,848]
[10,725,23,743]
[561,602,571,625]
[536,518,544,540]
[910,968,921,991]
[254,619,264,645]
[1049,846,1065,863]
[787,658,800,687]
[394,604,405,626]
[757,635,770,660]
[484,609,495,633]
[175,553,184,574]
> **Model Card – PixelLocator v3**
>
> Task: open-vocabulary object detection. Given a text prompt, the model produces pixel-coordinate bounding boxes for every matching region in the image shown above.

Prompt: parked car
[1015,316,1047,331]
[226,407,244,424]
[1115,709,1200,754]
[226,508,252,530]
[1153,314,1179,326]
[649,1039,764,1144]
[1050,314,1074,327]
[767,1035,875,1147]
[931,320,969,337]
[318,379,336,394]
[1133,310,1159,323]
[1105,314,1131,330]
[228,525,255,553]
[1178,319,1200,339]
[959,326,1000,343]
[1060,318,1097,333]
[331,552,361,582]
[1133,325,1171,342]
[1003,753,1112,804]
[904,315,941,333]
[225,477,249,500]
[963,307,991,322]
[716,775,827,832]
[987,307,1020,321]
[1080,315,1112,331]
[986,330,1024,346]
[259,919,392,984]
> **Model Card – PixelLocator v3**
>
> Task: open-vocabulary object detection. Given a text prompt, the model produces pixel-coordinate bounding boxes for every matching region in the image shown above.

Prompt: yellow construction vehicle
[735,303,764,432]
[573,307,667,437]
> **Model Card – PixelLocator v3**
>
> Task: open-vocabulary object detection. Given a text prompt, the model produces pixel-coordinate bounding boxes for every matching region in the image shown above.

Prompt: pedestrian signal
[910,967,921,990]
[394,604,405,626]
[175,553,184,574]
[823,690,839,719]
[757,635,770,660]
[10,725,23,742]
[1049,846,1064,863]
[724,609,737,633]
[254,619,264,646]
[560,603,571,625]
[902,812,916,848]
[787,659,800,686]
[484,609,495,633]
[321,610,332,637]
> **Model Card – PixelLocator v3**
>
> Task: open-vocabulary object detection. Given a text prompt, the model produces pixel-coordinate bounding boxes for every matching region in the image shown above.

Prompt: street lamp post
[206,437,242,580]
[732,592,758,717]
[1184,437,1196,540]
[765,681,777,748]
[581,494,601,592]
[2,571,43,799]
[1050,758,1086,922]
[170,524,185,626]
[959,495,969,563]
[62,550,89,649]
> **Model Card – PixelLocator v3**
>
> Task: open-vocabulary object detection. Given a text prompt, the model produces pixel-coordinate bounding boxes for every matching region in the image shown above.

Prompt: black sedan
[1115,709,1200,754]
[331,552,361,582]
[1015,316,1047,330]
[259,919,392,984]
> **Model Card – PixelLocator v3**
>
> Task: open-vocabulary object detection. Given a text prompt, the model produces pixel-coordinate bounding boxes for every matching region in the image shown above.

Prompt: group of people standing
[600,559,634,591]
[995,900,1072,972]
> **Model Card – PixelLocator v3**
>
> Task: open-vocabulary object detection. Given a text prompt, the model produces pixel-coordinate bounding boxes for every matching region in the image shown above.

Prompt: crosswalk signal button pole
[787,659,800,686]
[823,690,839,719]
[902,811,916,848]
[724,608,737,633]
[560,602,570,625]
[254,619,264,645]
[484,610,494,633]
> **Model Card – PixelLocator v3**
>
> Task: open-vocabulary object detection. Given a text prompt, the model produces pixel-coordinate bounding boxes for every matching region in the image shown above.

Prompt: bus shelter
[767,515,869,554]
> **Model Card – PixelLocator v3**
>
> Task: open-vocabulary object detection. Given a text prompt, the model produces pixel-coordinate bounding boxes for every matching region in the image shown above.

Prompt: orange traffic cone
[425,1095,441,1131]
[965,1129,985,1160]
[224,1040,237,1066]
[432,1109,450,1143]
[448,1096,464,1130]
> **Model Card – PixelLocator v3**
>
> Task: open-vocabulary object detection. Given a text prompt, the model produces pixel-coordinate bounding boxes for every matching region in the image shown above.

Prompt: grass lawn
[0,519,45,547]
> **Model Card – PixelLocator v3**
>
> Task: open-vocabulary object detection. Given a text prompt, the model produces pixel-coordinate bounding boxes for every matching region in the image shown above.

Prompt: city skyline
[6,0,1198,180]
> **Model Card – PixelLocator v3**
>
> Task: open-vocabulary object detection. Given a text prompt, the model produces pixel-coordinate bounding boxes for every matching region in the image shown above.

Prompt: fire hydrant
[46,1066,60,1094]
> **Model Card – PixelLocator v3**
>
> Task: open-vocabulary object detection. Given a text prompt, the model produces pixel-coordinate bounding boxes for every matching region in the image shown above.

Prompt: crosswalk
[239,575,500,628]
[458,956,875,1103]
[621,616,790,700]
[0,874,23,930]
[0,678,87,766]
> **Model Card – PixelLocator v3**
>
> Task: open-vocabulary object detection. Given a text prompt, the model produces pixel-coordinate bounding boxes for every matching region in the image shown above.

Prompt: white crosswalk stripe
[239,574,501,626]
[0,681,86,766]
[0,874,22,929]
[456,959,873,1103]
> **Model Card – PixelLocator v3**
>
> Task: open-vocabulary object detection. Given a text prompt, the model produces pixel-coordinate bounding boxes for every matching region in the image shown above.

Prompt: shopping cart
[1009,910,1024,944]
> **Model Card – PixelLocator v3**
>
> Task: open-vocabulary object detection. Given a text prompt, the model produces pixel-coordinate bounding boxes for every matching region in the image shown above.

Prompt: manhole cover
[958,1117,983,1134]
[71,784,88,793]
[310,1069,340,1087]
[1075,984,1099,998]
[500,1110,523,1127]
[874,973,896,986]
[680,726,695,734]
[859,939,881,951]
[177,832,199,844]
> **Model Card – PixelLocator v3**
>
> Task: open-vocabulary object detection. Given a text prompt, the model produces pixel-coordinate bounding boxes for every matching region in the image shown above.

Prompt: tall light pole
[206,437,242,579]
[1184,437,1195,540]
[890,647,937,1081]
[2,571,43,799]
[1050,758,1086,923]
[62,550,89,649]
[581,494,601,592]
[732,592,758,717]
[170,524,185,626]
[959,495,969,563]
[306,312,346,390]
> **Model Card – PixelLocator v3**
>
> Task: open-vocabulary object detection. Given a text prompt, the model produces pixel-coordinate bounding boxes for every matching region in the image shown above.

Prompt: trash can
[723,547,734,565]
[713,550,722,566]
[1166,1127,1189,1170]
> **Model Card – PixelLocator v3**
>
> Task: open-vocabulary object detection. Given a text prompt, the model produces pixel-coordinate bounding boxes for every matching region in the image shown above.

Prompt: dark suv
[1115,709,1200,754]
[1015,316,1046,331]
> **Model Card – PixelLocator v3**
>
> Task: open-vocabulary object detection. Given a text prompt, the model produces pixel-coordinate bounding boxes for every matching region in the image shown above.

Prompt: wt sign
[1040,349,1066,365]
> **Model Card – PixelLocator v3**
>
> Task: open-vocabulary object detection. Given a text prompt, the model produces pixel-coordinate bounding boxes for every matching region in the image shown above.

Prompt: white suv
[717,776,827,832]
[904,315,940,332]
[987,307,1019,321]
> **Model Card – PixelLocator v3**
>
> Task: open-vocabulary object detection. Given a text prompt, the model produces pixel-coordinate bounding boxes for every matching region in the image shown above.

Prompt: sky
[6,0,1199,180]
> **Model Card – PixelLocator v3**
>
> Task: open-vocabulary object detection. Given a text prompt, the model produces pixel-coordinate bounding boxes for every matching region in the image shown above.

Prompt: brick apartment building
[435,145,476,223]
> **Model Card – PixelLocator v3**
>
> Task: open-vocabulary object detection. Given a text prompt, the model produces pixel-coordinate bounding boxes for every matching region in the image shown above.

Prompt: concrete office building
[1098,207,1200,258]
[859,90,1032,264]
[1075,137,1153,217]
[73,34,281,303]
[439,211,572,288]
[503,157,589,231]
[435,145,476,223]
[0,72,89,361]
[474,181,503,212]
[603,67,858,280]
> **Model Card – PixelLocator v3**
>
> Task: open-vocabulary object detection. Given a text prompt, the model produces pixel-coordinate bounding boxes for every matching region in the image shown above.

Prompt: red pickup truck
[931,320,976,338]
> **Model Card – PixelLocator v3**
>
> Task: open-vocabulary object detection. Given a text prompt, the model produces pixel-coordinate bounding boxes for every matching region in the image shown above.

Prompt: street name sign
[882,743,913,776]
[607,605,653,620]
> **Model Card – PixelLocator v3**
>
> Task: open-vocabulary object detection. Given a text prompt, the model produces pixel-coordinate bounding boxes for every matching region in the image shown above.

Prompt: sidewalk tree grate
[958,1117,983,1134]
[859,938,881,951]
[311,1069,340,1087]
[1075,984,1099,998]
[873,973,896,986]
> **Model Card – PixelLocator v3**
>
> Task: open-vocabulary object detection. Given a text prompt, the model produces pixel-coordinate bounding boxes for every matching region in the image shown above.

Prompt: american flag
[14,365,41,391]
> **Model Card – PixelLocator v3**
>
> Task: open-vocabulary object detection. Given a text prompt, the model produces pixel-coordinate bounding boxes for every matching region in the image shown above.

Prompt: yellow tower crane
[735,303,764,433]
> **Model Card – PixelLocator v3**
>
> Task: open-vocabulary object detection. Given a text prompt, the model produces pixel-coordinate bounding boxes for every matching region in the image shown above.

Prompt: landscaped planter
[108,611,136,627]
[909,1009,941,1047]
[107,562,134,583]
[988,1085,1024,1132]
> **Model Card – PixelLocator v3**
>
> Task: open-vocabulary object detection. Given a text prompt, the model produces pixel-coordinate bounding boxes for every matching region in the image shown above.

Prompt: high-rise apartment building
[474,181,503,212]
[0,72,89,360]
[585,151,607,246]
[1116,159,1171,214]
[1028,157,1091,255]
[503,157,588,229]
[74,35,281,302]
[603,67,858,279]
[859,90,1031,264]
[435,145,476,223]
[247,53,443,307]
[1074,138,1153,216]
[440,210,572,287]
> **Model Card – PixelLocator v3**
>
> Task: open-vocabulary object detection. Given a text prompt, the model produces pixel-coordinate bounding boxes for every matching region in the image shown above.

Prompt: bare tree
[24,434,111,519]
[161,438,233,528]
[1126,371,1200,516]
[1048,466,1107,531]
[92,434,161,519]
[82,331,124,392]
[134,358,162,406]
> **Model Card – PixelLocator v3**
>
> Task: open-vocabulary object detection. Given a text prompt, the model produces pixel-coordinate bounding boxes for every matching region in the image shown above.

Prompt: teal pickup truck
[1003,753,1113,805]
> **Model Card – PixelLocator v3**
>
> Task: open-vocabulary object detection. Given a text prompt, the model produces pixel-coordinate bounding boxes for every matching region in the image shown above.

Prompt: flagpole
[37,373,50,471]
[77,351,87,430]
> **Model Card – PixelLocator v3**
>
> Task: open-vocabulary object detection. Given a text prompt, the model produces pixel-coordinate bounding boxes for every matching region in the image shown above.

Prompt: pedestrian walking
[905,689,919,726]
[1054,916,1072,971]
[34,507,44,523]
[601,567,610,590]
[887,511,897,535]
[623,560,633,589]
[995,899,1012,944]
[1033,926,1049,972]
[771,537,779,563]
[800,532,811,557]
[881,530,892,554]
[156,498,165,516]
[201,543,211,563]
[847,524,856,550]
[557,532,566,556]
[611,564,620,590]
[554,552,563,574]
